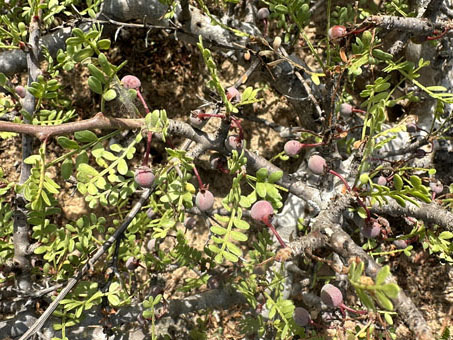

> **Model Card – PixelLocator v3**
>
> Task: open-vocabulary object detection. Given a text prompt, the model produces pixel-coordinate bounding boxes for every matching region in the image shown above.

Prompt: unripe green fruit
[121,75,141,89]
[321,283,343,307]
[196,190,214,211]
[135,166,155,188]
[308,155,326,175]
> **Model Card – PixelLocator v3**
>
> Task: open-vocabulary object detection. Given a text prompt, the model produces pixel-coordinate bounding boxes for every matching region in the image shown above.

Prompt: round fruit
[361,222,381,239]
[430,181,443,194]
[257,8,270,20]
[15,85,26,98]
[146,239,156,252]
[321,283,343,308]
[121,75,141,89]
[125,257,139,270]
[190,110,207,128]
[226,87,241,102]
[376,176,387,186]
[210,153,226,170]
[328,25,346,41]
[284,140,302,157]
[135,166,155,188]
[251,200,273,222]
[293,307,311,327]
[225,135,242,152]
[406,123,417,133]
[146,207,155,219]
[196,190,214,211]
[393,239,407,249]
[340,103,352,115]
[308,155,326,175]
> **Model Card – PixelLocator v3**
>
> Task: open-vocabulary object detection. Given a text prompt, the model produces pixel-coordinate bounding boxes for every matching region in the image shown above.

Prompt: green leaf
[73,48,94,62]
[376,265,390,285]
[233,218,250,230]
[74,130,98,142]
[0,73,7,86]
[230,230,248,242]
[108,294,121,306]
[57,136,79,149]
[103,89,117,101]
[375,291,393,310]
[381,283,399,299]
[87,64,106,84]
[61,158,73,180]
[256,182,267,198]
[393,174,403,191]
[439,231,453,240]
[97,39,111,50]
[88,76,103,94]
[222,251,238,262]
[409,175,422,187]
[356,287,375,310]
[117,159,128,175]
[384,312,394,325]
[210,225,227,236]
[256,168,268,181]
[226,242,242,257]
[268,171,283,183]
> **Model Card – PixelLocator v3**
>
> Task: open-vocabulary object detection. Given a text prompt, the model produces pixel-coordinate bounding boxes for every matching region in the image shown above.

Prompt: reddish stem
[328,169,351,192]
[340,303,367,316]
[352,108,367,114]
[192,165,205,191]
[231,118,244,141]
[143,131,153,166]
[263,216,287,248]
[136,90,150,114]
[426,27,451,40]
[197,113,226,119]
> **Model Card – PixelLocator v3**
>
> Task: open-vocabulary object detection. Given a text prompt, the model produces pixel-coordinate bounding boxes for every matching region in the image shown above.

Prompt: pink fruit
[284,140,303,157]
[196,190,214,211]
[340,103,352,115]
[226,87,241,102]
[293,307,311,327]
[376,176,387,186]
[393,239,407,249]
[251,200,273,222]
[308,155,326,175]
[321,284,343,308]
[430,181,443,194]
[225,135,242,152]
[15,85,26,98]
[125,257,139,270]
[328,25,346,41]
[190,110,208,128]
[361,221,381,239]
[210,153,226,170]
[257,8,270,20]
[146,239,156,252]
[146,208,155,219]
[121,75,141,89]
[135,166,155,188]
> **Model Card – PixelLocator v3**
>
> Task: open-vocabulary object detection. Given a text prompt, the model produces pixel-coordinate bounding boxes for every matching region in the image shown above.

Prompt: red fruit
[308,155,326,175]
[430,181,443,194]
[226,87,241,102]
[257,8,270,20]
[293,307,311,327]
[321,284,343,308]
[251,200,273,222]
[196,190,214,211]
[340,103,352,115]
[225,135,242,152]
[361,222,381,239]
[121,75,141,89]
[284,140,302,157]
[328,25,346,41]
[376,176,387,186]
[15,85,26,98]
[135,166,155,188]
